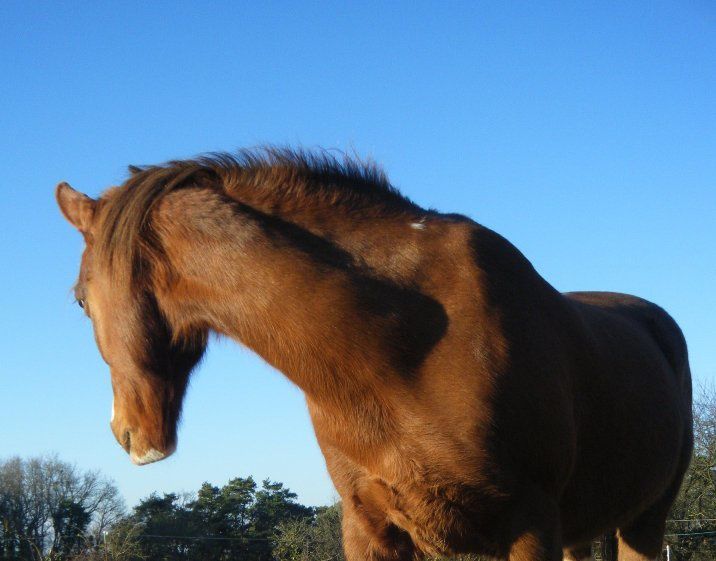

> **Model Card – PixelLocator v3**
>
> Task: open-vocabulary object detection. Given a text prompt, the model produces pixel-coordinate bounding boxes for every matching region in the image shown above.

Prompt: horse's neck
[223,187,426,276]
[155,187,412,423]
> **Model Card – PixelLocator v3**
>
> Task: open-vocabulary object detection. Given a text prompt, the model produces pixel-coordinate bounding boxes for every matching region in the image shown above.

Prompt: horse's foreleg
[616,507,668,561]
[617,449,690,561]
[563,544,592,560]
[507,489,564,561]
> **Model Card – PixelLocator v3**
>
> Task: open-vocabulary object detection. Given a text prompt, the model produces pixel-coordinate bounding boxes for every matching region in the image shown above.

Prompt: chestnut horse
[56,149,692,561]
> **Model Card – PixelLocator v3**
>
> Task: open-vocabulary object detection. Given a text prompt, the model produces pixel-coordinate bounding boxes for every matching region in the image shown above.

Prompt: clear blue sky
[1,2,714,509]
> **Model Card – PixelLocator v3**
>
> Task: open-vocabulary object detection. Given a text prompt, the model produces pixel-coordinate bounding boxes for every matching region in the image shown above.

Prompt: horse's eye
[77,298,85,309]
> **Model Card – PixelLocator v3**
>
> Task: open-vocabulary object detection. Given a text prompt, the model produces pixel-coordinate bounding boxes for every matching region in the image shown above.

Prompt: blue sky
[1,2,714,509]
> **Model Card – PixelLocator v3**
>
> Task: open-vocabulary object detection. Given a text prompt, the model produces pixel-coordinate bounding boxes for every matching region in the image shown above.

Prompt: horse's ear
[55,182,97,233]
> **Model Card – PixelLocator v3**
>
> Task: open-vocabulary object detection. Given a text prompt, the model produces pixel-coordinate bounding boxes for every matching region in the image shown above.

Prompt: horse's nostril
[122,430,132,452]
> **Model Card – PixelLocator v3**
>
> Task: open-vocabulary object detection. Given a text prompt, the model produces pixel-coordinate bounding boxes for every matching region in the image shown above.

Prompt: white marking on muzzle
[111,400,115,423]
[130,447,172,466]
[410,221,426,230]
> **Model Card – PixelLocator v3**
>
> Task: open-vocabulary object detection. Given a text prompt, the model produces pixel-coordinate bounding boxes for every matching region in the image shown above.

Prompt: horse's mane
[95,147,418,284]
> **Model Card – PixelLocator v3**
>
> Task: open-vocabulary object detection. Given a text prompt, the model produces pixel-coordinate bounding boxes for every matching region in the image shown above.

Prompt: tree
[51,500,90,558]
[128,476,313,561]
[190,478,256,560]
[130,493,195,561]
[249,480,313,561]
[71,520,146,561]
[664,385,716,561]
[0,456,124,561]
[273,503,345,561]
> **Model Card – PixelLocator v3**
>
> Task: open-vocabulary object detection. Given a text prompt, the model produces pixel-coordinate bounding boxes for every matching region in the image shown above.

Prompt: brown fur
[56,148,693,561]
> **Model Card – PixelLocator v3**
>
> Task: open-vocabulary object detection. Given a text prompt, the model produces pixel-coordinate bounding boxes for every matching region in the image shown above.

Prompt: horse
[56,148,692,561]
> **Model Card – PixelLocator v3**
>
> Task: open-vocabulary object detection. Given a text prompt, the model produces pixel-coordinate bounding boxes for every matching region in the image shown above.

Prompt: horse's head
[55,181,207,465]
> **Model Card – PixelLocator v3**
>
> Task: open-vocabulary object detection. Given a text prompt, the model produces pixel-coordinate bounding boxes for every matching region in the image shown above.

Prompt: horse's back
[558,291,692,544]
[565,290,690,399]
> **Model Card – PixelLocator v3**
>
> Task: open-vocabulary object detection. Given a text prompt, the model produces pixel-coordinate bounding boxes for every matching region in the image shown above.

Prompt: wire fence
[3,517,716,560]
